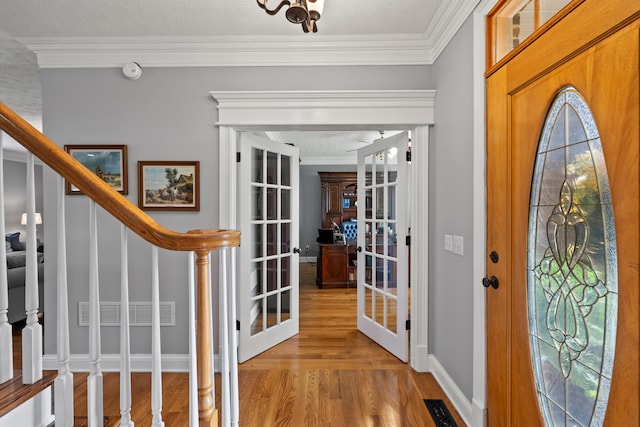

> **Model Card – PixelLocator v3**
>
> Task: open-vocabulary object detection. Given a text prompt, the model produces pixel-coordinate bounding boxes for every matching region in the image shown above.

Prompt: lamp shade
[21,212,42,225]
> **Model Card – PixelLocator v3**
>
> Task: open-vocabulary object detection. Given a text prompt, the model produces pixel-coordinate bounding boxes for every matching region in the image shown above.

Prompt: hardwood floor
[11,262,465,426]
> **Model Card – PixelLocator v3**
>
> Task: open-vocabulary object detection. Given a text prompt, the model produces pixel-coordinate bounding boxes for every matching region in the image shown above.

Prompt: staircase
[0,103,241,426]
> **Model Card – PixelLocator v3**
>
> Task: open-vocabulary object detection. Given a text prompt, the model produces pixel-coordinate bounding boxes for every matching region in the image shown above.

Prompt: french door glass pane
[252,224,263,258]
[281,155,291,186]
[267,258,278,292]
[266,188,277,220]
[365,287,373,319]
[281,256,291,288]
[250,262,263,299]
[281,189,291,220]
[267,294,278,328]
[252,148,263,183]
[281,290,291,322]
[250,299,264,336]
[266,223,277,256]
[281,223,290,254]
[266,151,278,185]
[252,186,262,220]
[387,297,397,334]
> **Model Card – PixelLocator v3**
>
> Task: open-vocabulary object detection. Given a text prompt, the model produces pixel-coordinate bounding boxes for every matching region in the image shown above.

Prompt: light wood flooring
[11,262,465,426]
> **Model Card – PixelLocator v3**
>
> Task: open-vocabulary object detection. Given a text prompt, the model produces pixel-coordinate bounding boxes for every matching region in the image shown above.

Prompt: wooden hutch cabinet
[317,172,359,288]
[318,171,358,228]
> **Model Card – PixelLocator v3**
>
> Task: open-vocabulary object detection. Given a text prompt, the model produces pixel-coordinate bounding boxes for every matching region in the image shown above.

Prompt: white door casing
[212,90,435,372]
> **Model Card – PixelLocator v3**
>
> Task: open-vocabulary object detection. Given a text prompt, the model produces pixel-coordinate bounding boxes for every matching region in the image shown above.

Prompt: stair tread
[0,370,56,418]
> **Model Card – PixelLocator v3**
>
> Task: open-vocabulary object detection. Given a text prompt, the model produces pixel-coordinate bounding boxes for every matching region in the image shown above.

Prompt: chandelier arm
[257,0,292,16]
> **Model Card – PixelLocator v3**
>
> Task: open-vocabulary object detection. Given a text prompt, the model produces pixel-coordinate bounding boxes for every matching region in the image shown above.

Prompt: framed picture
[64,145,128,195]
[138,161,200,211]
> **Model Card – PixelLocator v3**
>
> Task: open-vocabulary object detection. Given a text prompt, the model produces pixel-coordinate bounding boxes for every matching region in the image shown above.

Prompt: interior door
[486,2,639,425]
[356,132,410,362]
[237,132,300,363]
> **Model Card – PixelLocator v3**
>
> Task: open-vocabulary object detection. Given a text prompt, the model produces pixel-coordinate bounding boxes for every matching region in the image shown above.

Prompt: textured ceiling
[0,1,438,38]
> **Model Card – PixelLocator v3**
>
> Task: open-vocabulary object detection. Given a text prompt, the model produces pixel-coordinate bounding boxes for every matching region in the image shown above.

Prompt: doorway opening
[212,89,434,371]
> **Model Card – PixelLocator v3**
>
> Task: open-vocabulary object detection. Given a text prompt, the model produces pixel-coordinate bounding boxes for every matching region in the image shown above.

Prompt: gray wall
[299,164,357,258]
[40,65,433,355]
[431,16,475,400]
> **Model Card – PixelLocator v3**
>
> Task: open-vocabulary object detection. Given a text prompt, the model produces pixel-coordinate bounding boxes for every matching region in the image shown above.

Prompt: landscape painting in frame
[65,145,128,194]
[138,161,200,211]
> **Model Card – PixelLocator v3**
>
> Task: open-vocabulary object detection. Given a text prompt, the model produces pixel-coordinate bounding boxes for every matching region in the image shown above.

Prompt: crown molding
[425,0,482,61]
[20,34,433,68]
[18,0,478,68]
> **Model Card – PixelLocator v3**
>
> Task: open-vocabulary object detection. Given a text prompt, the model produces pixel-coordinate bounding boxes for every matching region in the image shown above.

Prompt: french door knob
[356,246,363,252]
[293,247,301,254]
[482,275,499,289]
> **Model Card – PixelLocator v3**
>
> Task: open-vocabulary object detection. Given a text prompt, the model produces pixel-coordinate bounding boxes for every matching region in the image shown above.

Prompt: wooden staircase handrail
[0,102,239,252]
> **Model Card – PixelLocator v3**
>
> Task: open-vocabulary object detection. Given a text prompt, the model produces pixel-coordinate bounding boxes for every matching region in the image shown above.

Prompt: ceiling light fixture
[257,0,325,33]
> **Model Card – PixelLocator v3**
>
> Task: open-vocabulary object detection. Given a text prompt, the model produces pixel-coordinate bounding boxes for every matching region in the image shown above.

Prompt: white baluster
[54,175,74,426]
[151,246,165,427]
[120,225,134,427]
[22,152,42,384]
[188,251,199,427]
[87,200,103,427]
[219,250,230,427]
[228,248,239,427]
[0,135,13,383]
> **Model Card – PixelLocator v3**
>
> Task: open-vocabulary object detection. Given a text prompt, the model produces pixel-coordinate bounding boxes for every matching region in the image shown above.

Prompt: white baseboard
[471,397,487,427]
[43,353,222,373]
[428,354,473,427]
[299,256,317,263]
[412,343,430,372]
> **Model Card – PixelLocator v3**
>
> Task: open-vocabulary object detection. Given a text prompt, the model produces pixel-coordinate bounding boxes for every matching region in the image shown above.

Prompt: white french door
[356,132,410,362]
[237,132,300,363]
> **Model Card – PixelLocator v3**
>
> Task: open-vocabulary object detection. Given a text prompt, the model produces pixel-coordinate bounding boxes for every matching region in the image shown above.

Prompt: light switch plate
[453,235,464,256]
[444,234,453,252]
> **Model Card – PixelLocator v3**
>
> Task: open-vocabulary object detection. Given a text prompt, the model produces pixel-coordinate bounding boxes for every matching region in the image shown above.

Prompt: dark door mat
[424,399,459,427]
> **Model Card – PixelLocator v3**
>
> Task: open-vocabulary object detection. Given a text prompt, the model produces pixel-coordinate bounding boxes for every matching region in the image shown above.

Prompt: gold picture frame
[64,144,128,195]
[138,161,200,211]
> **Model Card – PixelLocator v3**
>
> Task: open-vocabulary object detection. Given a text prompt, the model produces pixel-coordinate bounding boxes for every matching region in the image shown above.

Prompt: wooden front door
[486,1,639,425]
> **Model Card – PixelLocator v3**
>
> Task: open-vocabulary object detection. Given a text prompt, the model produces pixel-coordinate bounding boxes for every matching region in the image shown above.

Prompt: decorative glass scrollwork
[528,87,617,426]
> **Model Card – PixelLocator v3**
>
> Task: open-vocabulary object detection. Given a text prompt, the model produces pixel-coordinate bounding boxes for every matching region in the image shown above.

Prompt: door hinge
[406,149,412,162]
[406,235,411,246]
[236,320,240,331]
[236,152,241,162]
[406,319,410,330]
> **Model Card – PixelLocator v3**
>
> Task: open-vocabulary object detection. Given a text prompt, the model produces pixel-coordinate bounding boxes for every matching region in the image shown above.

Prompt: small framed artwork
[64,145,128,195]
[138,161,200,211]
[343,198,350,209]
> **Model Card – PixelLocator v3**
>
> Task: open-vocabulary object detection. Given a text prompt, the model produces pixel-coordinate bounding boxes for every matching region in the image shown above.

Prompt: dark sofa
[5,232,45,324]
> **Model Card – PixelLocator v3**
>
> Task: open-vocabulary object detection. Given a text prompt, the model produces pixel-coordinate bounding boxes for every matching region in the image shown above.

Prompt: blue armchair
[342,221,358,241]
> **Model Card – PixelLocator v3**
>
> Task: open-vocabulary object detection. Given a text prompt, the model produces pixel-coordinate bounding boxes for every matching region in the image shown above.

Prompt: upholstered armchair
[342,221,357,242]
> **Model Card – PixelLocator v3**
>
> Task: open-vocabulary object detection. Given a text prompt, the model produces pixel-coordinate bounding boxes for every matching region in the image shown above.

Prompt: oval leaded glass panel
[528,87,617,426]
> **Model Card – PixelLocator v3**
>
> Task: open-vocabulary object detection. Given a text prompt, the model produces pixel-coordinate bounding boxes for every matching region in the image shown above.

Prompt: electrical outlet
[305,245,310,252]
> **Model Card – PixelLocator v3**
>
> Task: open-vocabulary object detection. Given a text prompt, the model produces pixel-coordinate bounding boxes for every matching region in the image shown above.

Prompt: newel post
[195,249,217,427]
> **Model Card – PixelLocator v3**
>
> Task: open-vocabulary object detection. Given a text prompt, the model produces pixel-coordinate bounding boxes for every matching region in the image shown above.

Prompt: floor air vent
[423,399,458,427]
[78,301,175,326]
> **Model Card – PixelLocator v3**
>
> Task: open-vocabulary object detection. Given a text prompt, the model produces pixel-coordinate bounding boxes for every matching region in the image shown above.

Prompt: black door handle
[293,247,301,254]
[482,276,499,289]
[356,246,362,252]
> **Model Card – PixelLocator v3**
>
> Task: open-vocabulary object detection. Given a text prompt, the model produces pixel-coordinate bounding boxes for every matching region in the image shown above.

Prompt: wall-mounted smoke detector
[122,61,142,80]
